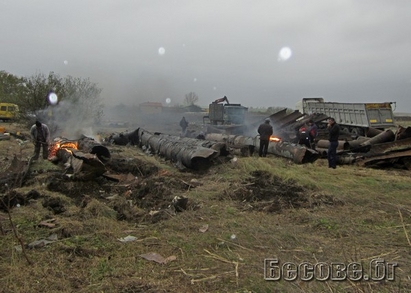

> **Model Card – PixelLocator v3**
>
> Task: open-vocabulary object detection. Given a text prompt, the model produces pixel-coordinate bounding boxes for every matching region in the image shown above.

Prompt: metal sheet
[358,150,411,167]
[363,137,411,156]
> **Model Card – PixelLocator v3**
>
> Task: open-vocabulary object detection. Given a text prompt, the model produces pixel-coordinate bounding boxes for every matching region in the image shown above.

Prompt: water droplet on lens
[278,47,292,62]
[158,47,165,55]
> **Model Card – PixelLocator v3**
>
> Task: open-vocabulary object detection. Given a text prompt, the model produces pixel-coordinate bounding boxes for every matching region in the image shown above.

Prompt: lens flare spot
[278,47,292,62]
[48,92,58,105]
[158,47,165,55]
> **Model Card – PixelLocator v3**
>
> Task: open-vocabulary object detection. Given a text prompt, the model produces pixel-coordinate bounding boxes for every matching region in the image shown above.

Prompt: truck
[296,97,396,135]
[203,96,248,125]
[0,103,19,121]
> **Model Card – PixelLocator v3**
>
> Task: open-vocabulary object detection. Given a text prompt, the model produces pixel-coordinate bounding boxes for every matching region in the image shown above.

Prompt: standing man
[258,118,273,157]
[30,120,50,160]
[327,117,340,169]
[179,116,188,136]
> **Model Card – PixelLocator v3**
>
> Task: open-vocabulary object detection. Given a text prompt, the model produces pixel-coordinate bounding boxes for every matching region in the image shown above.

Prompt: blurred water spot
[48,92,58,105]
[158,47,165,55]
[278,47,292,62]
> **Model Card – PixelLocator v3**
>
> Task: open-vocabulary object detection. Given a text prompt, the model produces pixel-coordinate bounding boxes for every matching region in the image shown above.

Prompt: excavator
[212,96,230,104]
[203,96,247,125]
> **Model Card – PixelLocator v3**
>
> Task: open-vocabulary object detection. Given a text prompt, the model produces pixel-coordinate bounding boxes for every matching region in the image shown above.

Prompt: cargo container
[296,97,396,135]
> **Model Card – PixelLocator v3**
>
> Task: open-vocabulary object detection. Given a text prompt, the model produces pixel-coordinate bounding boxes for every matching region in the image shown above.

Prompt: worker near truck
[298,120,317,149]
[258,118,273,157]
[179,116,188,136]
[327,117,340,169]
[308,120,318,150]
[30,120,50,160]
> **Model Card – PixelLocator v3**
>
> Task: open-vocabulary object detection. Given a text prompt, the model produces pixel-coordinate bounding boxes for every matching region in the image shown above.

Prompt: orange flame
[269,136,281,142]
[49,140,78,159]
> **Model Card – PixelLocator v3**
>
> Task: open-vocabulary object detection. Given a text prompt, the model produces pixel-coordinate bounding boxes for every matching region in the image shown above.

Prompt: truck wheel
[351,128,364,136]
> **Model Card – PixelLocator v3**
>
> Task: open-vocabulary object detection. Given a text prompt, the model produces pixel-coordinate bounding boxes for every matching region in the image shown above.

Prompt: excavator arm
[213,96,229,104]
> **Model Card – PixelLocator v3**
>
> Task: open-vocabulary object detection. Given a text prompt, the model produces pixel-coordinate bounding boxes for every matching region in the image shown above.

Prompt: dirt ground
[1,120,411,293]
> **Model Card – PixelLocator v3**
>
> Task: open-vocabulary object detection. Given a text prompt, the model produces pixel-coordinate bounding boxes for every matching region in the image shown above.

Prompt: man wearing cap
[258,118,273,157]
[30,120,50,160]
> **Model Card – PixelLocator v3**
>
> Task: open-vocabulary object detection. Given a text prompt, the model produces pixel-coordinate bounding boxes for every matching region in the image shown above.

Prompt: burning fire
[269,136,281,142]
[48,140,79,159]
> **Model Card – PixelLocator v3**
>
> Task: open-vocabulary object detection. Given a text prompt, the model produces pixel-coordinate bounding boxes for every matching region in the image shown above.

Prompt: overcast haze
[1,0,410,112]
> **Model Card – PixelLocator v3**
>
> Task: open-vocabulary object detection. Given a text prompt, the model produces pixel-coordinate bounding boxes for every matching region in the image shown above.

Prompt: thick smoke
[36,99,100,141]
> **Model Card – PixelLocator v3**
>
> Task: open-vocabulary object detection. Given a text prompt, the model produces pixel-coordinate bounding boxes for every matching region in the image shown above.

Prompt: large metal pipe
[366,127,384,138]
[316,140,350,150]
[346,137,370,149]
[137,129,224,170]
[205,133,318,164]
[395,126,411,140]
[360,129,395,146]
[77,135,111,163]
[205,133,256,146]
[265,141,319,164]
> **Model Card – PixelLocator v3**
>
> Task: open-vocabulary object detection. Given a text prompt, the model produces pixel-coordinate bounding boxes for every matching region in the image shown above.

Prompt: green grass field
[1,122,411,292]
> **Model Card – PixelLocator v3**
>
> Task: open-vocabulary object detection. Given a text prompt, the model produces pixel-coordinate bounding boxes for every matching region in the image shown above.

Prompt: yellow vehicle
[0,103,19,121]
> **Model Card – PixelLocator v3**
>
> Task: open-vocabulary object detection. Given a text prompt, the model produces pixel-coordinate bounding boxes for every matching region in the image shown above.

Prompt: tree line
[0,70,104,124]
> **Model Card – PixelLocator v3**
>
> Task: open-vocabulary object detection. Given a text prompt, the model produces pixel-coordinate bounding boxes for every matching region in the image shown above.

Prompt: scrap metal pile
[105,111,325,170]
[48,135,111,179]
[335,126,411,169]
[106,108,411,171]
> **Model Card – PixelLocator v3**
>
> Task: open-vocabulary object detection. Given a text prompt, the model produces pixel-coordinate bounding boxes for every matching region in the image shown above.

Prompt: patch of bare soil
[105,154,159,177]
[221,170,344,212]
[0,143,198,226]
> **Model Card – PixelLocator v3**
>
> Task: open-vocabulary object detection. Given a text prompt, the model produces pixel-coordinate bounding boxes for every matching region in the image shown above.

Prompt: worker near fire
[258,118,273,157]
[180,116,188,136]
[308,119,318,150]
[30,120,50,160]
[327,117,340,169]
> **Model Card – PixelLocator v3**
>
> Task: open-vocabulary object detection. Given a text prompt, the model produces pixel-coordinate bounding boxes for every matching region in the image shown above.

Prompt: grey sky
[1,0,410,111]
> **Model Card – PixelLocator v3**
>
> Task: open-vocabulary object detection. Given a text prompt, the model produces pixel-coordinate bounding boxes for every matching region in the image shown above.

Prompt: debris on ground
[221,170,344,212]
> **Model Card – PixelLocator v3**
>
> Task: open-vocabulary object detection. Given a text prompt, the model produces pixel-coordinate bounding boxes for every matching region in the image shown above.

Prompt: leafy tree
[184,92,199,106]
[19,71,66,115]
[63,75,104,123]
[0,70,104,130]
[0,70,27,104]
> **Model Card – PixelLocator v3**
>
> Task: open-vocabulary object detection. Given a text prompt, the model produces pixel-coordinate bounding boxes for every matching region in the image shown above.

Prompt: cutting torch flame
[269,136,281,142]
[49,140,78,159]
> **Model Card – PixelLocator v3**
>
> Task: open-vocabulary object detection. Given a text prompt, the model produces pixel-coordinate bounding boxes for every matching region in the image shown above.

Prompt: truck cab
[203,96,248,125]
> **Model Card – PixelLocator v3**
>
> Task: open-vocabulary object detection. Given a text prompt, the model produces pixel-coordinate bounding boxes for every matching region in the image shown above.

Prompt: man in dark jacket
[258,118,273,157]
[30,120,50,160]
[180,117,188,136]
[327,117,340,169]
